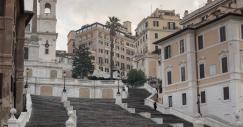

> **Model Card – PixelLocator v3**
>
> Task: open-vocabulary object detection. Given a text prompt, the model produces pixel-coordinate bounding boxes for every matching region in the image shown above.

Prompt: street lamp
[63,71,66,93]
[117,70,121,95]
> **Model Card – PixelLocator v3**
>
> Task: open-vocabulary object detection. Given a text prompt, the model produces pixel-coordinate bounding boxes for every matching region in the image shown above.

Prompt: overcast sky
[25,0,207,51]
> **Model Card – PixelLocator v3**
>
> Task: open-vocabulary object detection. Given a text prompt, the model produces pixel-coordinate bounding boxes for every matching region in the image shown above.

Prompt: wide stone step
[123,88,193,127]
[69,98,167,127]
[26,95,68,127]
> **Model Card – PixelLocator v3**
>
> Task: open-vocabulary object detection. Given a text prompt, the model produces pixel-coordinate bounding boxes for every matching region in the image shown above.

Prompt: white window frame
[179,64,186,82]
[219,52,229,74]
[221,85,231,102]
[197,34,204,50]
[218,25,227,43]
[166,67,173,86]
[200,90,207,104]
[179,39,185,54]
[198,61,206,79]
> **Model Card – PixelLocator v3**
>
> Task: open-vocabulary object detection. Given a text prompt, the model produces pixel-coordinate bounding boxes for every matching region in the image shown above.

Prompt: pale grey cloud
[25,0,207,50]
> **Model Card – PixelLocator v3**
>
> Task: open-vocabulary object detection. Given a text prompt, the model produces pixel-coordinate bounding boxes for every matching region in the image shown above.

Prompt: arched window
[44,3,51,14]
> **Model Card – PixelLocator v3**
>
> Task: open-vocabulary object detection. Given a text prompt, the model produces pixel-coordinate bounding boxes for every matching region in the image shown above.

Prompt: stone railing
[7,90,32,127]
[62,92,77,127]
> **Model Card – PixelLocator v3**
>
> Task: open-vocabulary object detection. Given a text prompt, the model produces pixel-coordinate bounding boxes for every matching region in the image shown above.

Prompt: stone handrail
[26,77,123,87]
[62,92,77,127]
[8,90,32,127]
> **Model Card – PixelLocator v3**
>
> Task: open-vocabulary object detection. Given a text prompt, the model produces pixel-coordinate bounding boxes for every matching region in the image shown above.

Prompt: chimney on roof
[184,10,189,17]
[123,21,132,34]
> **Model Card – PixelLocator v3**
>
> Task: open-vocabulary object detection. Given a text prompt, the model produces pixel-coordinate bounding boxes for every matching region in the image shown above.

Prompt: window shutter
[222,57,228,73]
[167,71,172,85]
[182,93,187,105]
[223,87,229,100]
[199,64,205,79]
[220,26,226,42]
[201,91,206,103]
[198,35,204,50]
[181,66,186,81]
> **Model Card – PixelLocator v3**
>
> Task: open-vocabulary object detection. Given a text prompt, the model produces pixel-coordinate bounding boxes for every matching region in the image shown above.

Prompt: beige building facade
[68,22,135,78]
[134,9,181,79]
[0,0,32,125]
[155,0,243,125]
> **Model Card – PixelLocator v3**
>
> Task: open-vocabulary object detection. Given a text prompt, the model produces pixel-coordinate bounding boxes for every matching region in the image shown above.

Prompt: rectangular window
[198,35,204,50]
[121,63,125,70]
[168,22,176,30]
[168,96,173,107]
[179,40,185,54]
[153,21,159,27]
[24,47,29,60]
[181,66,186,81]
[241,25,243,39]
[201,91,206,103]
[0,0,4,16]
[182,93,187,105]
[45,48,49,54]
[98,57,103,64]
[99,66,103,71]
[223,87,229,100]
[220,26,226,42]
[199,64,205,79]
[145,22,148,28]
[222,57,228,73]
[164,45,171,59]
[167,71,172,85]
[155,33,158,39]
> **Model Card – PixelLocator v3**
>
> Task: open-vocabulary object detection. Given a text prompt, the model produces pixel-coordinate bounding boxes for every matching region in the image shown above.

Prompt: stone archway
[79,88,90,98]
[102,88,113,99]
[40,86,53,96]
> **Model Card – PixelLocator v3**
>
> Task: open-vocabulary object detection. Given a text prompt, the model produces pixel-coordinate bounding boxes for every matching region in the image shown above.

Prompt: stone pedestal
[115,94,122,105]
[193,117,204,127]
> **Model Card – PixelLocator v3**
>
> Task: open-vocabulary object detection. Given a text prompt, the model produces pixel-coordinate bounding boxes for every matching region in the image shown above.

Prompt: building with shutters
[0,0,33,125]
[154,0,243,125]
[133,9,181,80]
[67,22,135,78]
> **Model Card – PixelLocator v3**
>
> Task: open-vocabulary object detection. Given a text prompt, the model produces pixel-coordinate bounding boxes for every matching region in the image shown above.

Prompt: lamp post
[117,70,121,95]
[63,71,66,93]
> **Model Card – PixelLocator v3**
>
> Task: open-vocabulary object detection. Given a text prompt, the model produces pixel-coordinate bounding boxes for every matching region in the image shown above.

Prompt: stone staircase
[69,98,172,127]
[123,88,194,127]
[26,95,68,127]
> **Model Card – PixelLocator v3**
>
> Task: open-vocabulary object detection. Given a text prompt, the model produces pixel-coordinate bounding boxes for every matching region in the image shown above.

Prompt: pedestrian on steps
[153,102,157,111]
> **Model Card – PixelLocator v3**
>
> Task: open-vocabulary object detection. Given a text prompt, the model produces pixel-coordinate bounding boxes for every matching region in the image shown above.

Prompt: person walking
[153,102,157,111]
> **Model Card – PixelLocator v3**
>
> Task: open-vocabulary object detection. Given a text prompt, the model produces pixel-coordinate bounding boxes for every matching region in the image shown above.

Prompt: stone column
[15,16,26,113]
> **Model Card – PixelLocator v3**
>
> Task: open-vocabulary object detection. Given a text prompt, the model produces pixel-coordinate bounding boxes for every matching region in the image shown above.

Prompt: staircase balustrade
[7,89,32,127]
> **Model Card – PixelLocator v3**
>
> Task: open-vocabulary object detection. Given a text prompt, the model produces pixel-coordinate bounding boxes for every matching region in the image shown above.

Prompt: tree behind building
[72,45,94,79]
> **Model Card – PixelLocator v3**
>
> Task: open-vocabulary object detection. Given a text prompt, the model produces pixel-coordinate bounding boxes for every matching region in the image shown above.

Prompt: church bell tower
[37,0,58,62]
